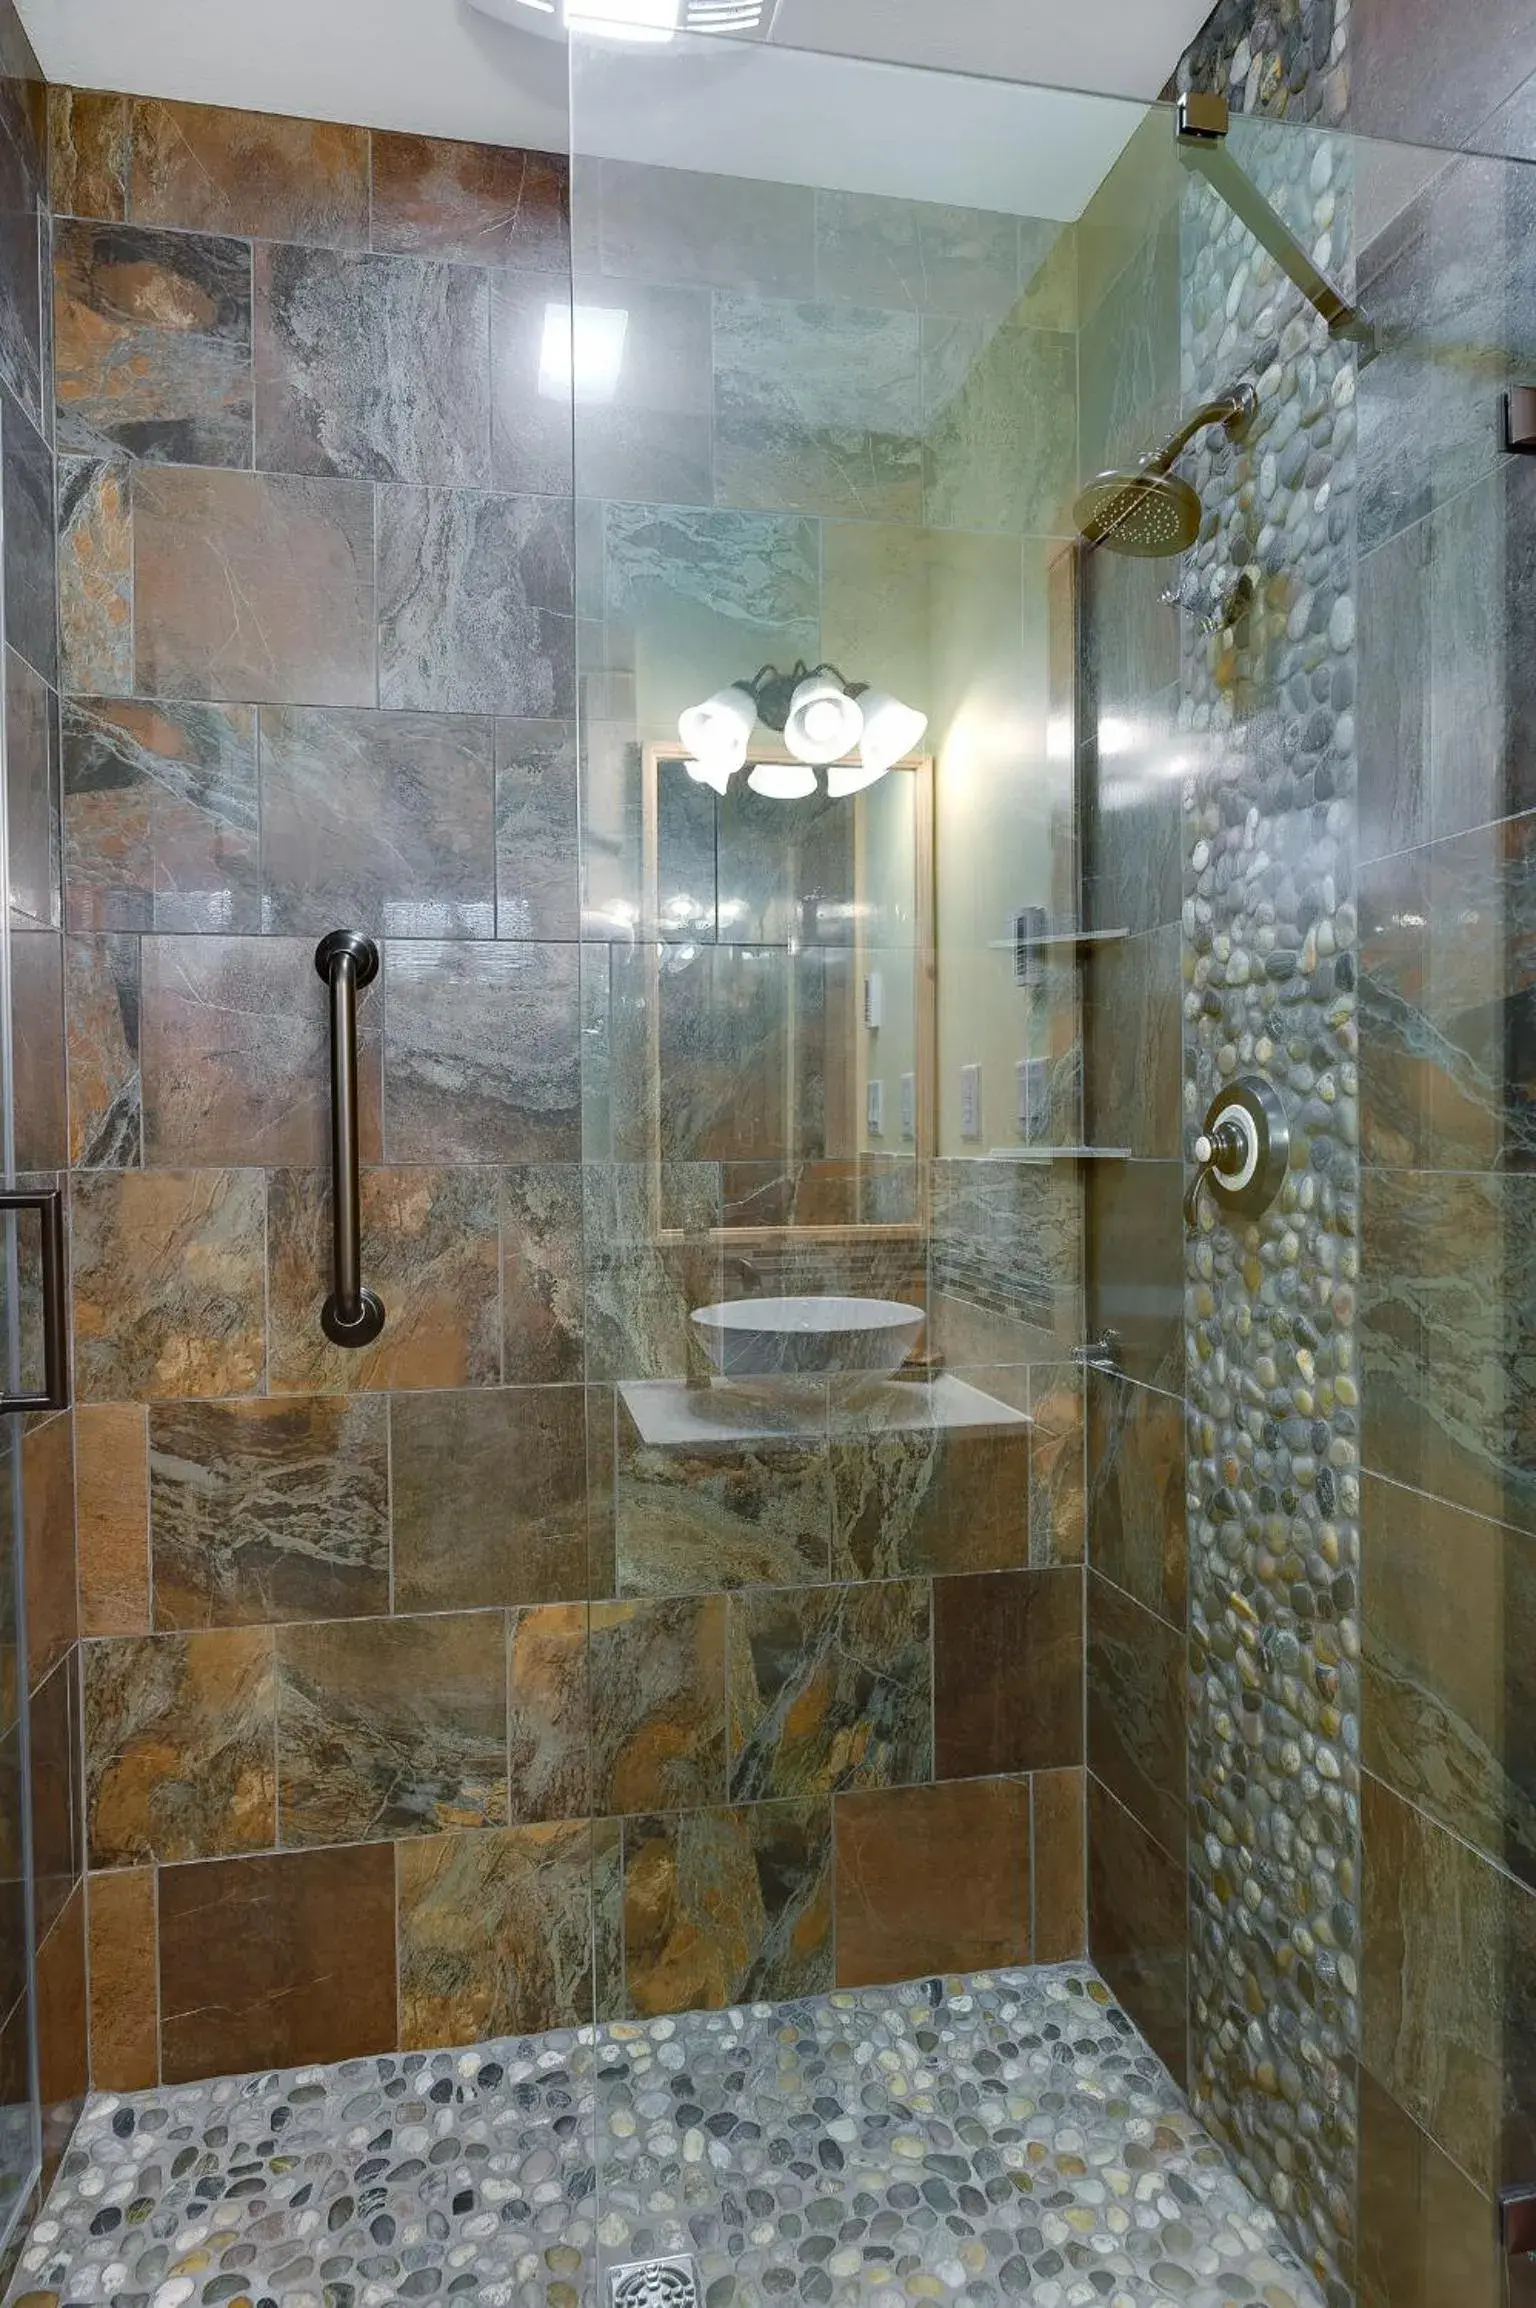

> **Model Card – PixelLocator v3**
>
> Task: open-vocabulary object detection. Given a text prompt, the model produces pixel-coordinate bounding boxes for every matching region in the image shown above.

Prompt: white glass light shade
[748,761,818,799]
[684,756,734,797]
[678,685,757,777]
[565,0,679,37]
[856,690,928,775]
[825,757,890,798]
[784,674,864,764]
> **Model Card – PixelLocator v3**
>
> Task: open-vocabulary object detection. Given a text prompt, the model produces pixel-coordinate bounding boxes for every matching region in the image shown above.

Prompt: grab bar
[314,931,385,1348]
[0,1189,69,1412]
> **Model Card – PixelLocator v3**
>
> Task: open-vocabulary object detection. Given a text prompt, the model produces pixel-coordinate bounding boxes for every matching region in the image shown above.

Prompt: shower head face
[1073,467,1204,557]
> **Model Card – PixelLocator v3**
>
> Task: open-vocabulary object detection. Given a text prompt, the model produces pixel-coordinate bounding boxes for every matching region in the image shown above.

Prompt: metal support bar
[0,1189,68,1413]
[315,931,385,1350]
[1177,93,1377,364]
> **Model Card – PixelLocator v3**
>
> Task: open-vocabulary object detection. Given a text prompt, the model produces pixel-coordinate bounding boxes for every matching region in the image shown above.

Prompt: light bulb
[748,761,818,800]
[856,691,928,777]
[784,674,863,765]
[678,684,756,779]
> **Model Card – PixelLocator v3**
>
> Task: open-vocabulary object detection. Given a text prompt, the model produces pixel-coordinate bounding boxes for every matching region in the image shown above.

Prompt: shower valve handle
[1183,1076,1291,1230]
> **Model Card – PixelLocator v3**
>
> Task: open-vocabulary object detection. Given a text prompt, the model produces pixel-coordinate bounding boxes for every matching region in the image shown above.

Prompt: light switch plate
[900,1071,916,1140]
[960,1063,982,1141]
[866,1077,884,1134]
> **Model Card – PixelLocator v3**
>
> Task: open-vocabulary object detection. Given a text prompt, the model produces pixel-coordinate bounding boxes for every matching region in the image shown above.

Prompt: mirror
[629,747,936,1245]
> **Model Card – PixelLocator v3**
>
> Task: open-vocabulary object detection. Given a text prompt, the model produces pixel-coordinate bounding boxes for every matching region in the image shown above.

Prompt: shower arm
[1143,383,1260,475]
[1176,93,1378,367]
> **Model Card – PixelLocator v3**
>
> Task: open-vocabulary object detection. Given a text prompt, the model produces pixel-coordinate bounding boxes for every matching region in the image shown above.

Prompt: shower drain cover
[608,2256,701,2308]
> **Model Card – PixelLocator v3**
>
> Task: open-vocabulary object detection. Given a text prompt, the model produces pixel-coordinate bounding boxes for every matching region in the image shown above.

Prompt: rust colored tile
[834,1778,1030,1987]
[65,932,140,1167]
[619,1801,832,2018]
[276,1613,508,1846]
[398,1820,594,2048]
[130,98,369,246]
[1087,1774,1187,2085]
[1358,2065,1502,2308]
[23,1413,77,1690]
[266,1165,501,1395]
[1087,1572,1186,1863]
[58,457,132,697]
[30,1656,81,1941]
[49,88,130,221]
[134,466,374,708]
[508,1604,589,1825]
[158,1844,396,2083]
[36,1883,87,2184]
[84,1627,277,1866]
[371,133,567,271]
[590,1596,727,1815]
[72,1168,266,1401]
[75,1402,150,1635]
[1032,1766,1087,1963]
[393,1388,587,1613]
[87,1866,158,2091]
[63,694,259,938]
[1029,1363,1086,1565]
[934,1569,1082,1777]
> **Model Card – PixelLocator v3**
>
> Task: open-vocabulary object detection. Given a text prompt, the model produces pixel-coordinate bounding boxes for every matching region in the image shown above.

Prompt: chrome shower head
[1072,467,1204,557]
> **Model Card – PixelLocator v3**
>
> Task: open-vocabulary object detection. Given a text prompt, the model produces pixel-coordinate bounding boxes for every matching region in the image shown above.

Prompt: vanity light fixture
[676,663,928,800]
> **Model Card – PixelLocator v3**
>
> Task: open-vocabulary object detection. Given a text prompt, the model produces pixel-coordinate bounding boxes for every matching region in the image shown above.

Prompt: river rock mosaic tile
[6,1964,1324,2308]
[1178,106,1362,2308]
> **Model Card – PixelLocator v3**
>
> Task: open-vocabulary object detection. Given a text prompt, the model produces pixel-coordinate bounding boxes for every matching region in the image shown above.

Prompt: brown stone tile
[1362,1769,1533,2196]
[934,1569,1083,1777]
[397,1818,593,2048]
[1028,1363,1086,1566]
[0,1726,24,2021]
[371,134,568,271]
[833,1778,1030,1987]
[1087,1372,1186,1624]
[150,1396,390,1628]
[134,465,374,707]
[616,1385,831,1598]
[87,1866,158,2091]
[267,1164,502,1395]
[158,1843,396,2084]
[58,456,132,697]
[36,1883,87,2185]
[55,218,253,466]
[590,1597,727,1816]
[72,1168,266,1401]
[831,1415,1032,1580]
[1087,1773,1187,2085]
[727,1581,931,1801]
[140,934,382,1167]
[23,1412,77,1688]
[63,694,259,937]
[65,933,140,1166]
[618,1800,831,2018]
[1363,1470,1536,1889]
[49,88,130,222]
[507,1603,589,1825]
[75,1402,150,1635]
[30,1656,81,1942]
[276,1613,508,1846]
[129,99,369,246]
[392,1387,587,1612]
[1032,1766,1087,1962]
[84,1626,276,1866]
[1358,2065,1501,2308]
[383,940,580,1164]
[1087,1572,1186,1862]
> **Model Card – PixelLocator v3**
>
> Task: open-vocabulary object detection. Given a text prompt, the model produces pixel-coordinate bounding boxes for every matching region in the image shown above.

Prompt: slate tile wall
[50,85,1092,2090]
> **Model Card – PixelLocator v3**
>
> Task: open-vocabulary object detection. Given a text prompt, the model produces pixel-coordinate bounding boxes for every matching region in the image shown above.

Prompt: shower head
[1072,467,1204,557]
[1073,380,1259,559]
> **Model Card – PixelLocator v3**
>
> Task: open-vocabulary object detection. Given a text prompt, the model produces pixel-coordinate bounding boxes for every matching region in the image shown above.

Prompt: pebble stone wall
[1176,45,1363,2307]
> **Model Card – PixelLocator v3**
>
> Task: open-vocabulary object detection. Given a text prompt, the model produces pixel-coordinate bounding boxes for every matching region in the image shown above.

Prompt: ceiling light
[855,690,928,778]
[678,683,756,779]
[684,755,735,797]
[784,674,864,765]
[748,761,818,800]
[826,758,890,799]
[538,302,628,403]
[465,0,775,39]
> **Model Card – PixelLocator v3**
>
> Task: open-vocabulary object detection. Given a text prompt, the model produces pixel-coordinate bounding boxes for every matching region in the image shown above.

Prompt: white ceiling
[18,0,1217,215]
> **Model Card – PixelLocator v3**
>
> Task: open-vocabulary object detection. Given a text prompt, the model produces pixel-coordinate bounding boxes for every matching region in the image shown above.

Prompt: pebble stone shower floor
[6,1964,1323,2308]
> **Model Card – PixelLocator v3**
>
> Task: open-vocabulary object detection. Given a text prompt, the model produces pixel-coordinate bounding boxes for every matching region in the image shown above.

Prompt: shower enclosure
[0,12,1529,2308]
